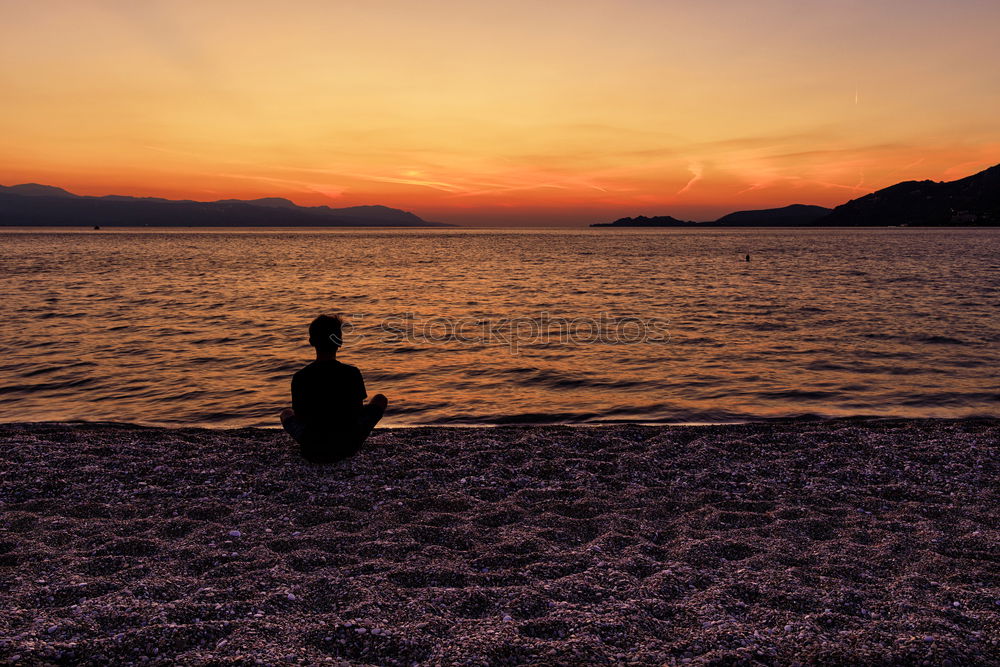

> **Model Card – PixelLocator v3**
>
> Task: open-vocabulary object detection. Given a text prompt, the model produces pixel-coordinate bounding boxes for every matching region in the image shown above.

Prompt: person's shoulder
[336,361,362,375]
[293,361,319,379]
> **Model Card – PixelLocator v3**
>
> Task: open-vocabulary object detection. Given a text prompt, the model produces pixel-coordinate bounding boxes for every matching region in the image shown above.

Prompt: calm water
[1,227,998,427]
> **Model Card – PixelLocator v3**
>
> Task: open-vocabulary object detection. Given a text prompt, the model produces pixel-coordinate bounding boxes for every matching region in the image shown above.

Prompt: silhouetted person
[745,253,751,262]
[280,315,388,463]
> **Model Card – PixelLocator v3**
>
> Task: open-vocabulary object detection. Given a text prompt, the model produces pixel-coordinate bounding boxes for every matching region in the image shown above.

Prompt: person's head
[308,314,344,354]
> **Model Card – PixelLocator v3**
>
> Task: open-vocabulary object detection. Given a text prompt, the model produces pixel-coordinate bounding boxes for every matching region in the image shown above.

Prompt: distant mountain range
[5,162,999,228]
[0,184,448,227]
[593,163,1000,227]
[593,204,831,228]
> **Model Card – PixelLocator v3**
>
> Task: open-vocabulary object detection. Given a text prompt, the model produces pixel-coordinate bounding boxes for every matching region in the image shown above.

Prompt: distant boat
[93,225,100,230]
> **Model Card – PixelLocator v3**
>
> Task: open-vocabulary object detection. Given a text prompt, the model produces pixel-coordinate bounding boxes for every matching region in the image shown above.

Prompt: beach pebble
[502,615,513,622]
[228,530,241,538]
[287,593,296,601]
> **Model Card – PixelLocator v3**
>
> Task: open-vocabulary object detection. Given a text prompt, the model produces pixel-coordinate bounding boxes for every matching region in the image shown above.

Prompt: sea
[2,226,998,427]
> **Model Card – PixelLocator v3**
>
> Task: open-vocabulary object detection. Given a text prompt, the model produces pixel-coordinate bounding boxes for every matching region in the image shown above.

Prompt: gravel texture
[1,419,998,665]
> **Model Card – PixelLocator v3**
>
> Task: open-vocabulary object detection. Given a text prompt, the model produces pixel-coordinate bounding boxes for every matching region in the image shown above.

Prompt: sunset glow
[2,0,999,224]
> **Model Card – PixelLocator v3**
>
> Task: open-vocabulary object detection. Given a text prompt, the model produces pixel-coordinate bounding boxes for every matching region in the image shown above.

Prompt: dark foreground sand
[1,420,998,666]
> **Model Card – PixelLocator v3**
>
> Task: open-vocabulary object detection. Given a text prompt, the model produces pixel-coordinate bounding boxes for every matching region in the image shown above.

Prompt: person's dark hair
[309,314,344,351]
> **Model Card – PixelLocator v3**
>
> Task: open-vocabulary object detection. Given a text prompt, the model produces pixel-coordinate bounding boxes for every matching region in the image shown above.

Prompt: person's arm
[356,368,368,408]
[291,373,304,417]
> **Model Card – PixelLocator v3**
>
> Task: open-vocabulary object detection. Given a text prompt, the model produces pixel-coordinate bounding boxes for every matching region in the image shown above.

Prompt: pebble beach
[1,419,998,665]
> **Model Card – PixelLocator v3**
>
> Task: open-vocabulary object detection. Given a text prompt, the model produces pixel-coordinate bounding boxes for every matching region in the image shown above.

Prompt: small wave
[803,361,852,372]
[382,401,452,415]
[20,361,97,377]
[36,311,89,320]
[501,368,661,392]
[862,332,903,341]
[914,335,968,345]
[756,389,839,401]
[897,392,1000,407]
[740,322,798,331]
[0,377,97,395]
[671,336,720,346]
[421,410,601,425]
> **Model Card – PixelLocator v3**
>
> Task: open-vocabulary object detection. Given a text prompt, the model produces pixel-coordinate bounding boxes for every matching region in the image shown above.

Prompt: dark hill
[821,164,1000,226]
[0,185,448,227]
[0,183,77,198]
[713,204,831,226]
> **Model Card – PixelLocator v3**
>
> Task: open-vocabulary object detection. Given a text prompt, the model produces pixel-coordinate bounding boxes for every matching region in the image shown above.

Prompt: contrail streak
[677,162,703,195]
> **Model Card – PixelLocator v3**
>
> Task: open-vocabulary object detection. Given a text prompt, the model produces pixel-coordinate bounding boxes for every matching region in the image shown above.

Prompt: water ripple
[1,227,998,427]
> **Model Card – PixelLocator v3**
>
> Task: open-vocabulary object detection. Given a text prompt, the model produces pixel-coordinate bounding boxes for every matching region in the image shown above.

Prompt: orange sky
[2,0,999,225]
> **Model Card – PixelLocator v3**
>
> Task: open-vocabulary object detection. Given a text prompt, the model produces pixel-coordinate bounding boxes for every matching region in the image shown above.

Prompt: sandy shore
[1,419,998,666]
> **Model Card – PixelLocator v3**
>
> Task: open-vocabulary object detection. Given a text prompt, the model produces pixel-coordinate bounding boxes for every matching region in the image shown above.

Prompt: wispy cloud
[676,162,703,195]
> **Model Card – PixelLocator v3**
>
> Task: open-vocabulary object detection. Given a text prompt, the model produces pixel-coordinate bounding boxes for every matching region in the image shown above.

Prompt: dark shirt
[291,360,367,453]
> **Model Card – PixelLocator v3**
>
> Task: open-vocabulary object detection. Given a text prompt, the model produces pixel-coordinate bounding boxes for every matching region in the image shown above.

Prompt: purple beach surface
[1,418,998,665]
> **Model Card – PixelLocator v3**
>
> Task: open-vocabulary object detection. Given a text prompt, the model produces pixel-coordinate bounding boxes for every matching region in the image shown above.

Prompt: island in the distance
[0,184,450,227]
[592,204,831,228]
[593,162,1000,227]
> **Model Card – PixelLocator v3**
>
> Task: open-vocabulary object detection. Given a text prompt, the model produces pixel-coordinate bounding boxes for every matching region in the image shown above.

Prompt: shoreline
[5,225,1000,230]
[2,418,998,665]
[10,414,1000,431]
